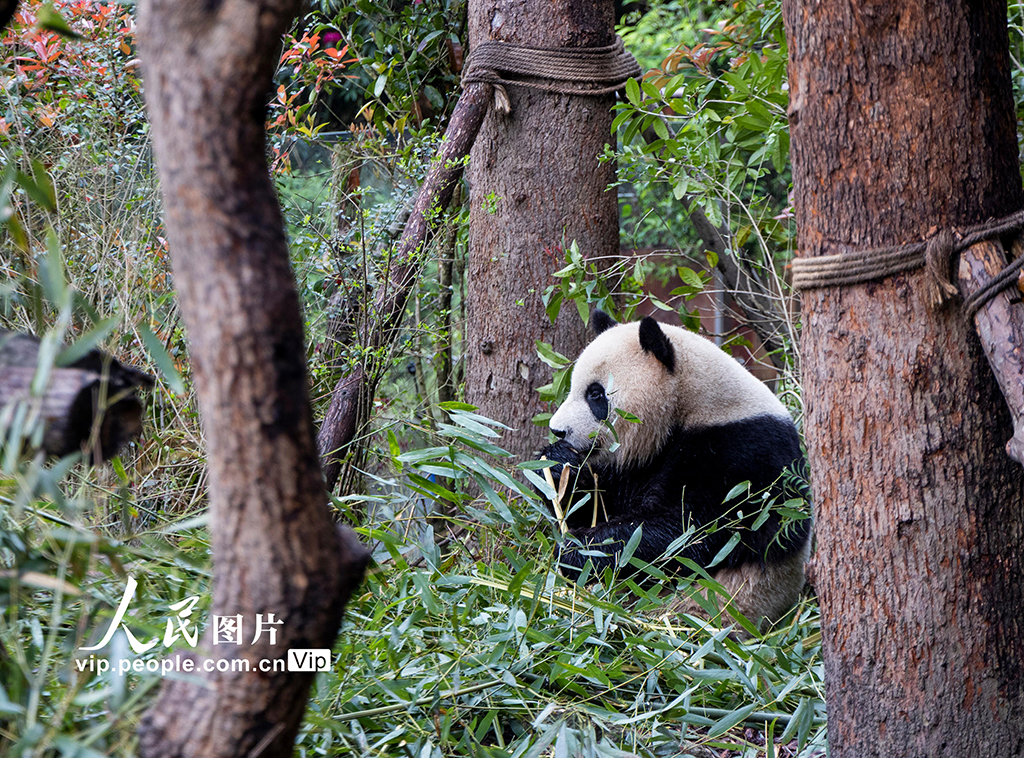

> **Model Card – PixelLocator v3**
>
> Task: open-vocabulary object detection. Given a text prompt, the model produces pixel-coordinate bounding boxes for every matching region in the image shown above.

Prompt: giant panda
[538,310,811,626]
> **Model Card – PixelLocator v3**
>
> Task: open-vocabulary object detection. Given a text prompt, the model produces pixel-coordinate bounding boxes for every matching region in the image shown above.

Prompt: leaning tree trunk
[784,2,1024,755]
[136,2,368,757]
[465,0,619,458]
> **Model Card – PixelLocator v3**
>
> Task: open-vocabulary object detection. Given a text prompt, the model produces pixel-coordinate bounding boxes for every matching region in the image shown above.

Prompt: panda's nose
[552,427,567,440]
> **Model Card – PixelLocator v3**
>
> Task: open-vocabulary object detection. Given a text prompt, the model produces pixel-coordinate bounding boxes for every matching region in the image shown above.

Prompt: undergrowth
[1,396,825,758]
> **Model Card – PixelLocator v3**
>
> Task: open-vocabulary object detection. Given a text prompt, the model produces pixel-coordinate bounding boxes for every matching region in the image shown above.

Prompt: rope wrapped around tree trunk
[462,36,641,113]
[791,207,1024,314]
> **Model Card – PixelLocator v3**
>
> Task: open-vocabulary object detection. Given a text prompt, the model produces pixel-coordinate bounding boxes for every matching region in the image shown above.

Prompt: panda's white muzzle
[549,400,604,452]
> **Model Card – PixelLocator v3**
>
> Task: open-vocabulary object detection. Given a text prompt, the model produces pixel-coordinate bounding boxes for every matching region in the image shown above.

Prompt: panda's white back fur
[549,319,788,465]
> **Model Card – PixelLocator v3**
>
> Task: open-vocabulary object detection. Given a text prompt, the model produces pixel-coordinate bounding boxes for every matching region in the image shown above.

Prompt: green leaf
[780,697,811,744]
[111,456,129,484]
[677,267,704,289]
[443,412,500,438]
[535,340,570,370]
[16,166,57,212]
[448,408,511,431]
[518,459,558,470]
[746,100,773,123]
[613,408,640,423]
[774,130,790,174]
[521,467,555,501]
[725,480,751,502]
[422,85,444,110]
[36,2,83,39]
[39,230,68,309]
[5,213,26,250]
[544,289,563,324]
[138,323,185,394]
[506,560,534,597]
[671,178,688,201]
[396,446,452,464]
[437,401,477,412]
[752,506,772,530]
[611,109,632,134]
[722,72,750,97]
[617,524,643,568]
[624,78,641,105]
[707,703,756,737]
[708,532,741,568]
[55,317,119,367]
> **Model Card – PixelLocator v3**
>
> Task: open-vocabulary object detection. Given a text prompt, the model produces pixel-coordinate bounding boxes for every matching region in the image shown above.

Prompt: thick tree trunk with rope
[465,0,620,458]
[784,1,1024,755]
[136,2,369,756]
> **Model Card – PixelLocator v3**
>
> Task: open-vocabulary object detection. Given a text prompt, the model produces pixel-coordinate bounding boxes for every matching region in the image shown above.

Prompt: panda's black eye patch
[585,382,608,421]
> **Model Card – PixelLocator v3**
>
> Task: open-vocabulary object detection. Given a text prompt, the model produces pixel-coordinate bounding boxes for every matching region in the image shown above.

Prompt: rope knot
[925,228,960,308]
[791,208,1024,316]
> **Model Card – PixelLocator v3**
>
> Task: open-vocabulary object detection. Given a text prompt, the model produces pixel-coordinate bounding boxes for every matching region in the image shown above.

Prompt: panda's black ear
[638,317,675,373]
[590,309,616,335]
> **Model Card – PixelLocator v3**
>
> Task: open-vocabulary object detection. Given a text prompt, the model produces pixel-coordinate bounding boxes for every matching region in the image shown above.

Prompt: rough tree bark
[466,0,620,459]
[784,1,1024,755]
[136,2,369,756]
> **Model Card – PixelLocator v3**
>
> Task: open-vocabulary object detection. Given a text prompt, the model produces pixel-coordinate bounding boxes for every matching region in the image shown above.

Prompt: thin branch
[318,83,492,493]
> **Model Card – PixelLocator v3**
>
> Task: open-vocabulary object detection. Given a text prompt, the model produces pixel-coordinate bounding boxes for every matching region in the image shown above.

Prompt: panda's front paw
[540,439,584,465]
[538,440,584,488]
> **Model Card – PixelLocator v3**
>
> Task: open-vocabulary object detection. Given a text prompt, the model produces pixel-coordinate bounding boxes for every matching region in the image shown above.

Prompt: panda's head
[548,311,681,464]
[547,310,788,465]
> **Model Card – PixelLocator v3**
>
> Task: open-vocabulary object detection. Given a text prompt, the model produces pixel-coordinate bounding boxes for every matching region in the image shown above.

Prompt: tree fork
[137,2,368,756]
[784,1,1024,755]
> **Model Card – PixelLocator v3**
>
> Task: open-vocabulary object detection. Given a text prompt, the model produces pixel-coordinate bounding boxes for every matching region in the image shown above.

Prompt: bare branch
[318,83,492,493]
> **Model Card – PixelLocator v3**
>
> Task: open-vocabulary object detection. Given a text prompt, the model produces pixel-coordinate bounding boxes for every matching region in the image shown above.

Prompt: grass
[0,391,825,757]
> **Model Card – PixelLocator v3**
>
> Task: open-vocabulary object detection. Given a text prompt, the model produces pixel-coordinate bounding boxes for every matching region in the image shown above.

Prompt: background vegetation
[14,0,1022,755]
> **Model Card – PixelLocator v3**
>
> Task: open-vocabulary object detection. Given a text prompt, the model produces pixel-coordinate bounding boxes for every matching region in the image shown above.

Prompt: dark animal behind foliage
[538,311,811,626]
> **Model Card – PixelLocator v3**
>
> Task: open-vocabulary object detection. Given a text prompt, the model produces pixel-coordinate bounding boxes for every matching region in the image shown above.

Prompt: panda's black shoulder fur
[541,412,809,577]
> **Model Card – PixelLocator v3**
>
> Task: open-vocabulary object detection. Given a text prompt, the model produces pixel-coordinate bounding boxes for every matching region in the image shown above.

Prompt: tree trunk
[0,0,17,32]
[466,0,619,458]
[783,2,1024,755]
[136,3,369,757]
